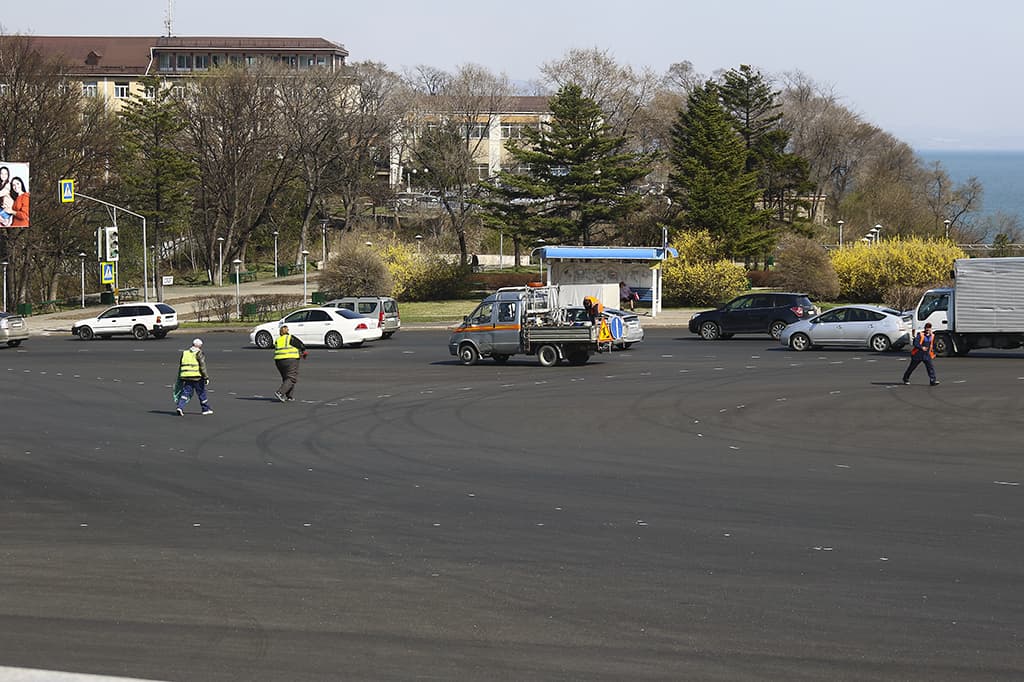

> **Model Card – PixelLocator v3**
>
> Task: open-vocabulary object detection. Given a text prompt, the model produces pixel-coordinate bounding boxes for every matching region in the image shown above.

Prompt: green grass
[398,299,478,323]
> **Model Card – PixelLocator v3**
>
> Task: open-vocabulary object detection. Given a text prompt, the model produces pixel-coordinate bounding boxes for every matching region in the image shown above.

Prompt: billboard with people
[0,162,30,228]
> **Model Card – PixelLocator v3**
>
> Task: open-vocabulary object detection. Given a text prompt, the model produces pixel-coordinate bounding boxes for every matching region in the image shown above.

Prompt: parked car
[250,307,383,349]
[323,296,400,338]
[71,302,178,340]
[780,305,911,352]
[688,293,818,340]
[0,311,29,347]
[563,306,644,349]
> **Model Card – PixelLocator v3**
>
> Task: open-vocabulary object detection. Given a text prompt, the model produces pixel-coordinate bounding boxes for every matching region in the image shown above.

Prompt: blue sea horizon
[916,149,1024,228]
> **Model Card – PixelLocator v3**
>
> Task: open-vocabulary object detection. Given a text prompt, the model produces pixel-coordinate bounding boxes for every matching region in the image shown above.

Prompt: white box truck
[913,256,1024,356]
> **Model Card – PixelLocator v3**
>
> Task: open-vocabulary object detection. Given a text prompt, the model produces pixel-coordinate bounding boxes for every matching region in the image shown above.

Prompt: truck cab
[449,291,525,364]
[914,288,952,334]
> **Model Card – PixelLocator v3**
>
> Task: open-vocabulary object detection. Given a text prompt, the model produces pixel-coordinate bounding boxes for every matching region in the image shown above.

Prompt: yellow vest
[274,334,300,360]
[179,349,201,378]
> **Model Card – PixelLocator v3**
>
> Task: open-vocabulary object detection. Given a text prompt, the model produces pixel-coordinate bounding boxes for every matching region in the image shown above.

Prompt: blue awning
[535,246,676,260]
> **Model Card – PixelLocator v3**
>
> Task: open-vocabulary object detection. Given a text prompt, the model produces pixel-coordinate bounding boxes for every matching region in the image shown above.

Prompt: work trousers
[903,354,936,384]
[177,379,210,411]
[276,358,300,398]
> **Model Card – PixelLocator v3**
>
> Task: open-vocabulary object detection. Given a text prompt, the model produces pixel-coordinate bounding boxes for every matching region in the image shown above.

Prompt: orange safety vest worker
[910,331,935,358]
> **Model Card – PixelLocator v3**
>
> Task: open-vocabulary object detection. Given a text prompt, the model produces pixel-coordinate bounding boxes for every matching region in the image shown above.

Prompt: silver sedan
[780,305,910,352]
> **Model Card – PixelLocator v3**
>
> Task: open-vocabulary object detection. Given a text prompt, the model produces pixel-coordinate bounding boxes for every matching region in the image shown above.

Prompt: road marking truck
[913,256,1024,356]
[448,286,611,366]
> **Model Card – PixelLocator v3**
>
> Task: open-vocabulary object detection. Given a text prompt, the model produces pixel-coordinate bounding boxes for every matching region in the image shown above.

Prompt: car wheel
[78,326,95,341]
[458,343,479,366]
[537,344,560,367]
[7,339,22,347]
[699,321,721,340]
[324,331,343,349]
[492,354,510,364]
[769,320,788,340]
[132,325,149,340]
[789,332,812,351]
[254,330,274,349]
[870,334,892,352]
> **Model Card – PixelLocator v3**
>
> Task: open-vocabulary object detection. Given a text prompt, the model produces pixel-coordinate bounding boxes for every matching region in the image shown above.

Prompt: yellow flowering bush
[830,237,965,301]
[662,230,748,305]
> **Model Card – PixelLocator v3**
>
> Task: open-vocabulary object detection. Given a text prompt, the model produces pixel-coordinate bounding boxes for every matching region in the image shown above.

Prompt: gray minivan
[323,296,400,338]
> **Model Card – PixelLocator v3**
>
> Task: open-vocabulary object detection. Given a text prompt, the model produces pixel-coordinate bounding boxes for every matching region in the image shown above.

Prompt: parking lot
[1,329,1022,681]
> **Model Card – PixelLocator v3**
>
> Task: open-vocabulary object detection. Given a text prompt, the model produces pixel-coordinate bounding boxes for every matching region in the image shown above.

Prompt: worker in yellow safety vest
[175,338,212,416]
[273,324,307,402]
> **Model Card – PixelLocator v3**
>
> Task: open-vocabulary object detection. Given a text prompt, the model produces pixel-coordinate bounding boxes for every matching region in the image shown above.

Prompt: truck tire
[536,344,560,367]
[458,343,480,366]
[566,350,589,366]
[934,333,953,357]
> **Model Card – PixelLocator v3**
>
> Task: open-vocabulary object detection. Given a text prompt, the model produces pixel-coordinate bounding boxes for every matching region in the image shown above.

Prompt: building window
[246,56,258,66]
[171,84,186,98]
[176,55,191,70]
[474,163,490,180]
[144,85,156,99]
[114,82,130,99]
[82,82,98,98]
[211,55,221,67]
[194,55,209,70]
[316,55,326,67]
[466,123,489,139]
[501,123,539,139]
[158,54,172,71]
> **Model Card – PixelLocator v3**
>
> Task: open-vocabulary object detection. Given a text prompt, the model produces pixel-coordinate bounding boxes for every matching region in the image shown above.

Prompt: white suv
[72,302,178,340]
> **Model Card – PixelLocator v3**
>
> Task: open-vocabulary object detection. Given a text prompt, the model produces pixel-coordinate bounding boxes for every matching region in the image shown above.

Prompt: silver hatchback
[0,311,29,347]
[780,305,910,352]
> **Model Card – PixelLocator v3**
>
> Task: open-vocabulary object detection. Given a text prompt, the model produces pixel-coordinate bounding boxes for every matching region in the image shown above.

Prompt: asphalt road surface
[1,329,1022,681]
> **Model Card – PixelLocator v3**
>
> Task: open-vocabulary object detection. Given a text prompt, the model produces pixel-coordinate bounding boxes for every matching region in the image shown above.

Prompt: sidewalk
[24,275,698,332]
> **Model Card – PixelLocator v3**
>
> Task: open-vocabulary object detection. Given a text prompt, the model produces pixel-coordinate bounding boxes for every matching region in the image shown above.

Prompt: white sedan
[250,307,382,349]
[780,305,910,352]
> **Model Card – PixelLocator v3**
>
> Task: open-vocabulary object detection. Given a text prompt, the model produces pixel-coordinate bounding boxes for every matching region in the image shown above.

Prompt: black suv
[688,293,818,340]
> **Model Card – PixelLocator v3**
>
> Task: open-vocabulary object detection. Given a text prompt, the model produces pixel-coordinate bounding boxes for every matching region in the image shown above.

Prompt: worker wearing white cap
[174,338,213,416]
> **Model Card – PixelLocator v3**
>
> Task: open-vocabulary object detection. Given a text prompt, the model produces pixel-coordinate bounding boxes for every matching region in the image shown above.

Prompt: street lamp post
[79,253,86,308]
[1,260,7,312]
[321,220,328,265]
[232,258,242,319]
[414,234,423,255]
[837,220,844,248]
[944,219,951,240]
[151,245,157,300]
[301,250,310,302]
[499,230,504,269]
[874,224,882,244]
[217,237,225,286]
[272,230,279,278]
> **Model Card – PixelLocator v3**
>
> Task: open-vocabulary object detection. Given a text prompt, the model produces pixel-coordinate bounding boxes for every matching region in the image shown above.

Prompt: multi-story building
[13,35,349,108]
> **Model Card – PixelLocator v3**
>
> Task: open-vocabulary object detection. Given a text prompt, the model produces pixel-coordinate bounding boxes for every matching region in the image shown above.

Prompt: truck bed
[523,326,597,343]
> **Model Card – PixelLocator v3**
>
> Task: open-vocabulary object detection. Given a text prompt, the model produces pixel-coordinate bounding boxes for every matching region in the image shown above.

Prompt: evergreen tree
[117,76,196,298]
[481,84,650,245]
[667,81,763,257]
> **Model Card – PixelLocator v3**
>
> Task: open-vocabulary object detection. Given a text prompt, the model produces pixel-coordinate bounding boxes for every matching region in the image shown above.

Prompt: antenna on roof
[163,0,174,37]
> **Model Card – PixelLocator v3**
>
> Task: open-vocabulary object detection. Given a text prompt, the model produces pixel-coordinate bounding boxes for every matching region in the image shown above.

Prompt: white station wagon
[72,303,179,340]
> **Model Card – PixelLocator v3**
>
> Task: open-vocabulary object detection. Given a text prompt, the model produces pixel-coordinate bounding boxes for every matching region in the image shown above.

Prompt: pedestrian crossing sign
[59,179,75,203]
[100,262,115,285]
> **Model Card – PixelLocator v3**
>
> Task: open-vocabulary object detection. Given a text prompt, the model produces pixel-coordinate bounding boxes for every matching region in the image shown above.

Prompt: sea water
[917,149,1024,222]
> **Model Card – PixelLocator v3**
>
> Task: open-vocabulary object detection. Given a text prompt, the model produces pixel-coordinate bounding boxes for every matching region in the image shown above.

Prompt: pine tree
[481,84,650,245]
[667,81,763,257]
[117,76,196,298]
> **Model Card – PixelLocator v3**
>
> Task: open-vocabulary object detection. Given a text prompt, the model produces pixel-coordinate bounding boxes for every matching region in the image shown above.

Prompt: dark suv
[688,293,818,340]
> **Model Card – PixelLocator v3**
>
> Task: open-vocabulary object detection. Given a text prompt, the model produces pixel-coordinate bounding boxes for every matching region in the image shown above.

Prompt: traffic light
[105,227,119,262]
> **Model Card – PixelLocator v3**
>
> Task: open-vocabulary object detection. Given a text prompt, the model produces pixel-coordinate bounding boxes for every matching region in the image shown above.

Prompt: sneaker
[287,397,295,402]
[902,380,910,385]
[275,392,286,402]
[176,407,184,416]
[202,408,214,415]
[930,381,940,386]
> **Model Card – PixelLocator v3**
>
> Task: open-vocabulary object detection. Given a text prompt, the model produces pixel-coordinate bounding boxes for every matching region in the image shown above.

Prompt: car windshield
[333,309,364,320]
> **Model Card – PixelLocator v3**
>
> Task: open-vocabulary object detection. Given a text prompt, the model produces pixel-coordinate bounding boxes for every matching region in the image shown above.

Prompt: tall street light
[320,219,328,265]
[944,219,951,240]
[79,253,86,308]
[232,258,242,319]
[217,237,225,286]
[301,249,310,302]
[874,224,882,244]
[272,230,279,277]
[1,260,7,312]
[415,234,423,255]
[837,220,844,248]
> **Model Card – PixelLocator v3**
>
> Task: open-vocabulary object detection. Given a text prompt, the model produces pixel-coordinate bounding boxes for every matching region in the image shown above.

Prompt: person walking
[274,324,307,402]
[903,322,940,386]
[175,338,213,415]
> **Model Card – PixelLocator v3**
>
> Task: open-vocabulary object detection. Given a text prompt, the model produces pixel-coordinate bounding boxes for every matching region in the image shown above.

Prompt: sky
[4,0,1021,150]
